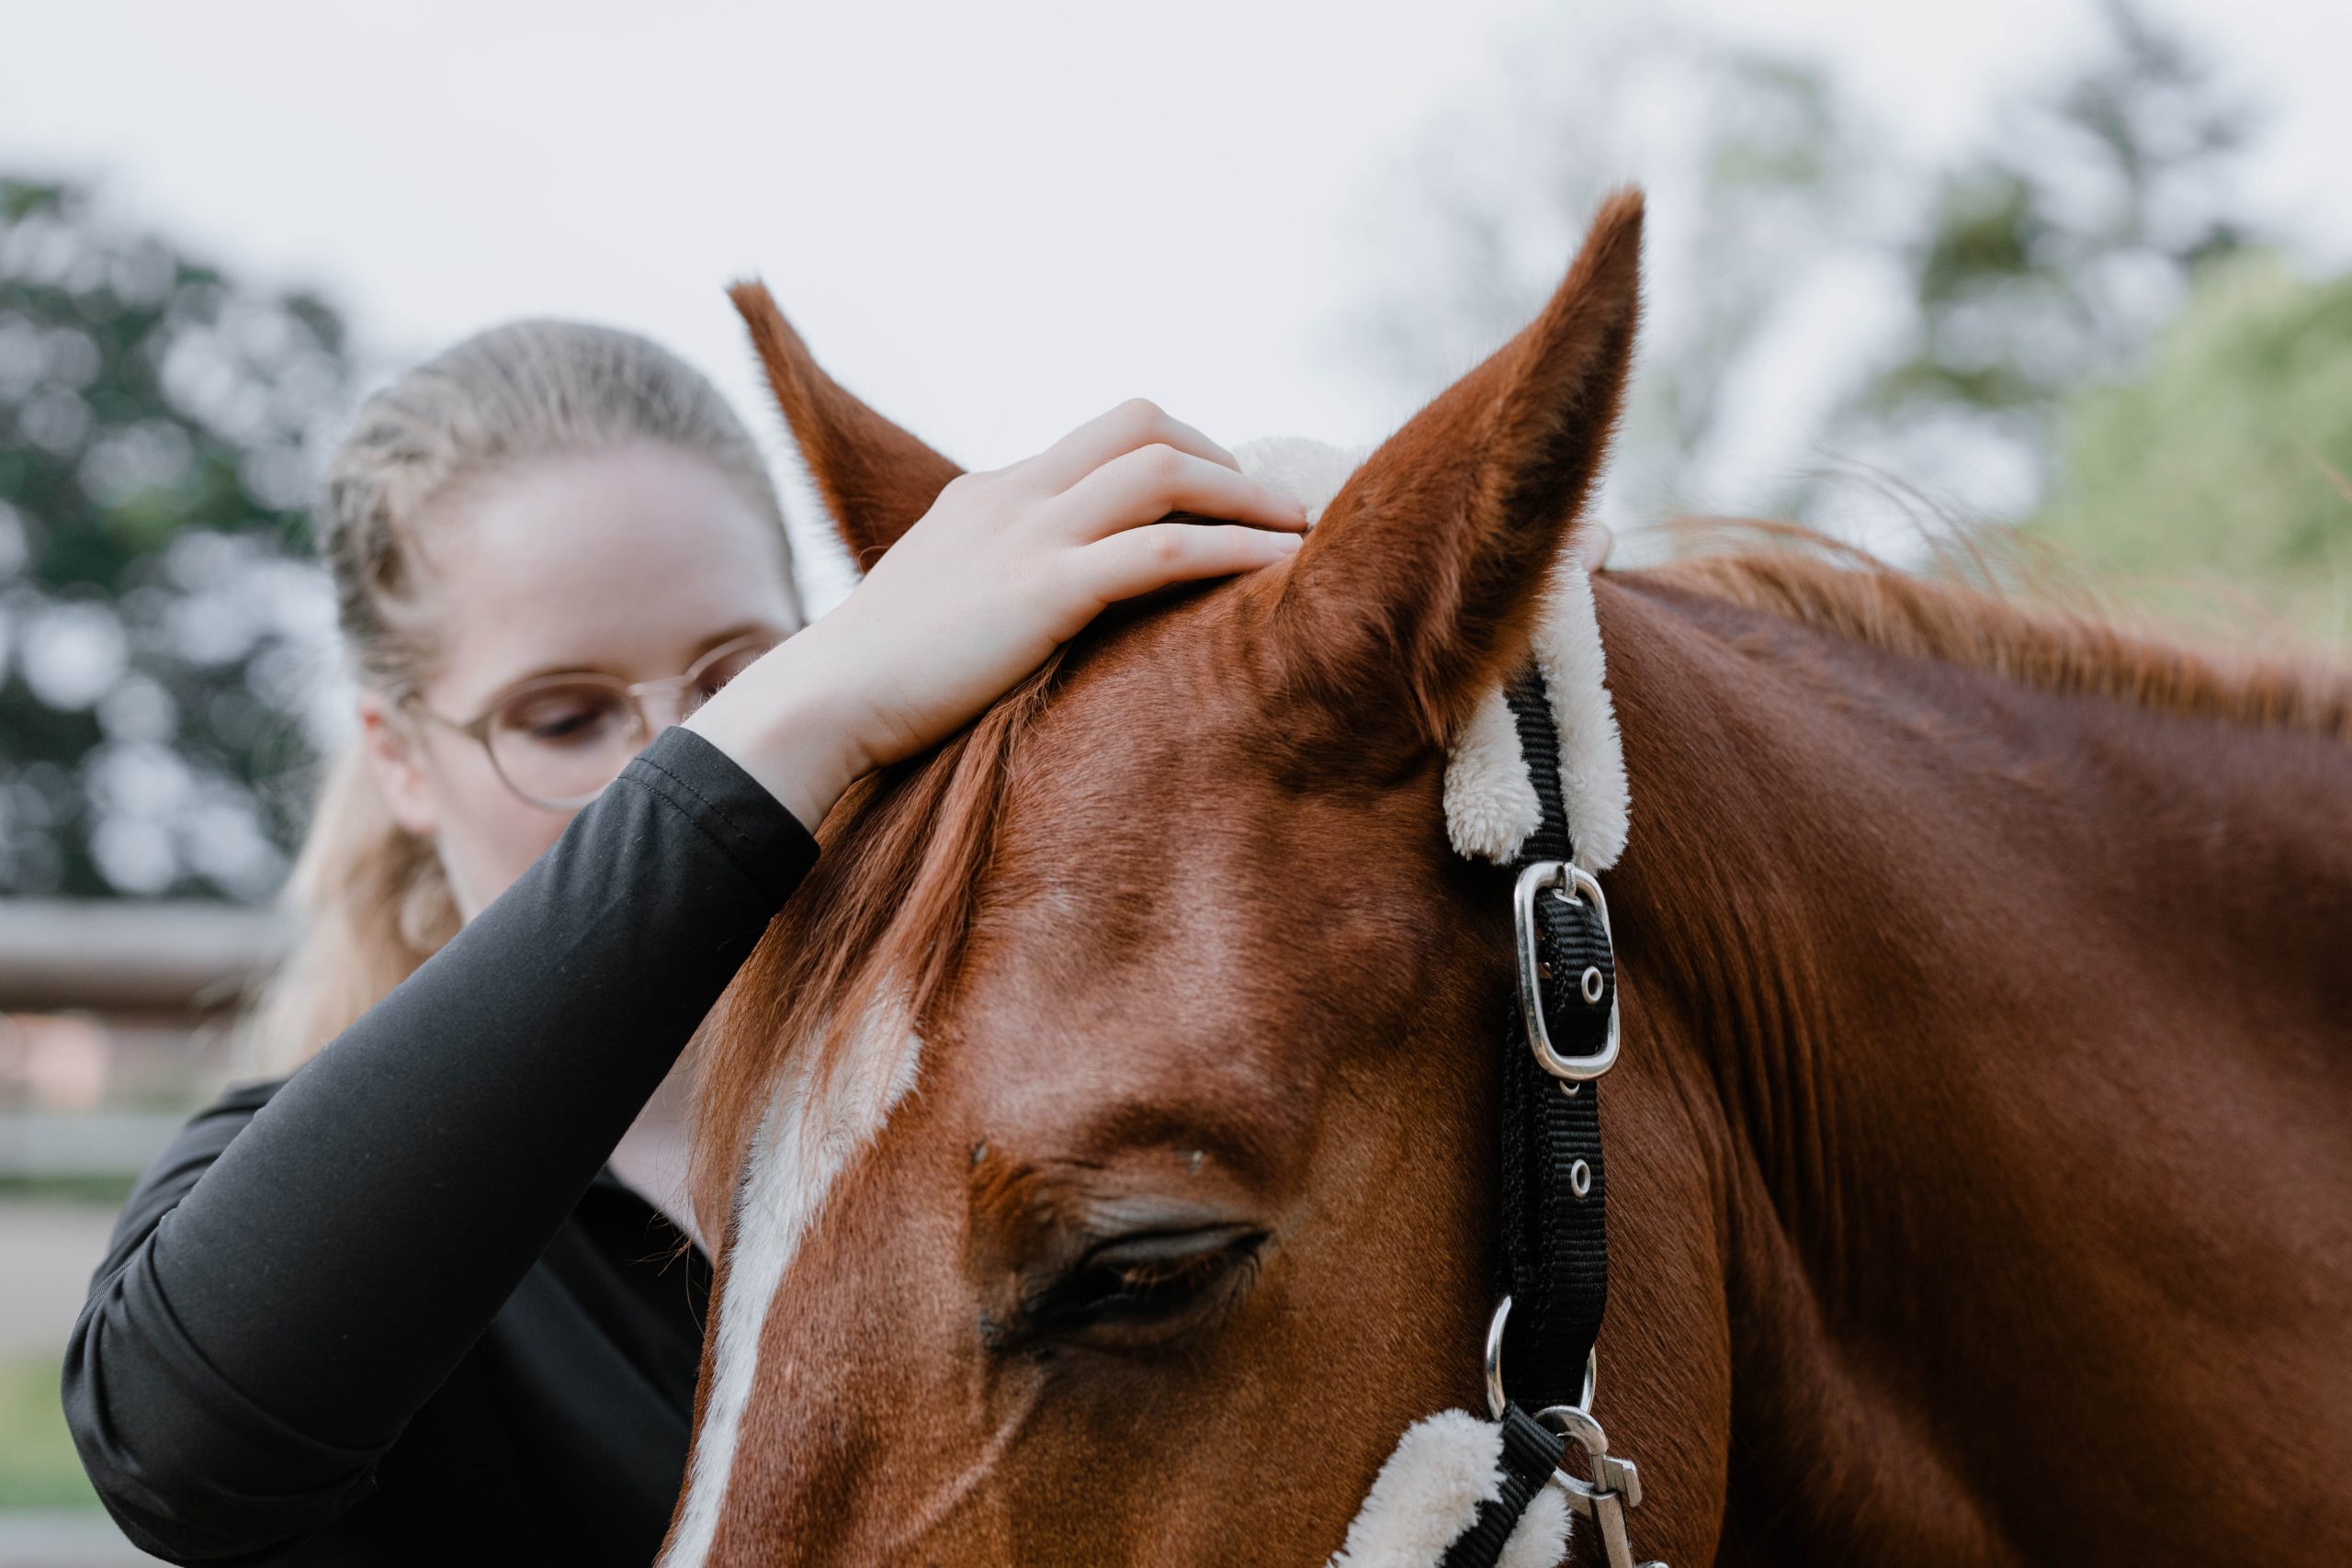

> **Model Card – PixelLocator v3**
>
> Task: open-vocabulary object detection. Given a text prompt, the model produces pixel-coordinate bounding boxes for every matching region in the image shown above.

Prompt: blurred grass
[0,1353,101,1509]
[0,1176,138,1207]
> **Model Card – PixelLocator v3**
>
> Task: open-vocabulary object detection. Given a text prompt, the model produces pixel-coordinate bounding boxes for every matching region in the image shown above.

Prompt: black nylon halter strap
[1497,669,1613,1406]
[1437,1406,1571,1568]
[1437,665,1619,1568]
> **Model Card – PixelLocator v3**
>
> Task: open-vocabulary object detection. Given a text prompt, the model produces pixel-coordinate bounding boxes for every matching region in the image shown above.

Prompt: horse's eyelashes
[1012,1225,1267,1349]
[1085,1231,1257,1307]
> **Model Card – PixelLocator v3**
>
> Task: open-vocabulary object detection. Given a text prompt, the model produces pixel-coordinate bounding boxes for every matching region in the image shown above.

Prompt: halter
[1433,667,1662,1568]
[1230,443,1651,1568]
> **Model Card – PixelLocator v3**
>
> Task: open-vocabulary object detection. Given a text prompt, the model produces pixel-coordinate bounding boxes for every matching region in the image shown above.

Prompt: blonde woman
[62,321,1306,1564]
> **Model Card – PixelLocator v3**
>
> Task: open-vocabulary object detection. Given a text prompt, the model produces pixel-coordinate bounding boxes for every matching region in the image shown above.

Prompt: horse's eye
[1017,1224,1265,1350]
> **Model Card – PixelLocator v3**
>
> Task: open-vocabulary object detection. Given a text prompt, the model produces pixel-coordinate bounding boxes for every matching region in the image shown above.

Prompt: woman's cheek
[441,782,573,924]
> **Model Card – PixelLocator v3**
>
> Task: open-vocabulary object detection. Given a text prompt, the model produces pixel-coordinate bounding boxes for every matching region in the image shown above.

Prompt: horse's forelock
[687,664,1063,1240]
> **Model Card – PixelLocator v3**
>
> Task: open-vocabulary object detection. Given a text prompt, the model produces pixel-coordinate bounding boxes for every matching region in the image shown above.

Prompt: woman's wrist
[683,627,875,832]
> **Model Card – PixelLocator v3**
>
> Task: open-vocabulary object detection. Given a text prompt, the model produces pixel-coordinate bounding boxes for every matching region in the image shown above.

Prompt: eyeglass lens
[485,638,772,807]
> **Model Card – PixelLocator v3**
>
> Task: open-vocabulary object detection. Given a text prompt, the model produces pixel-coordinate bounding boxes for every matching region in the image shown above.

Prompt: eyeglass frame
[401,630,778,811]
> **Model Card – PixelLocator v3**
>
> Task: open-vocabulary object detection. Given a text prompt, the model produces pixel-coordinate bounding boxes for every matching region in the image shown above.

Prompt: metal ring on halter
[1512,862,1620,1081]
[1483,1295,1600,1421]
[1531,1401,1609,1458]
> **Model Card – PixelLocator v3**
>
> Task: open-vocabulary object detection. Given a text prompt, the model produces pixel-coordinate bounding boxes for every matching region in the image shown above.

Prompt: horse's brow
[968,1100,1288,1213]
[967,1145,1264,1253]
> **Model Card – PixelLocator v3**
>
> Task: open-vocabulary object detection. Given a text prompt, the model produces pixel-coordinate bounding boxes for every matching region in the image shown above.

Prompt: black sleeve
[61,726,816,1562]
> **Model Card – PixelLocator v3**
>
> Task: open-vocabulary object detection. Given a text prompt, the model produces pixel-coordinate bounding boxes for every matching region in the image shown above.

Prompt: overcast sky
[6,0,2346,601]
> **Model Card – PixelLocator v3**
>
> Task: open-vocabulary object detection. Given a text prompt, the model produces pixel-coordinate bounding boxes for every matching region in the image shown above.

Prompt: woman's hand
[686,400,1308,829]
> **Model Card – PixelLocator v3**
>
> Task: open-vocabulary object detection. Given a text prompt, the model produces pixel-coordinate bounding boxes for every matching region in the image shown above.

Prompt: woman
[61,320,1306,1565]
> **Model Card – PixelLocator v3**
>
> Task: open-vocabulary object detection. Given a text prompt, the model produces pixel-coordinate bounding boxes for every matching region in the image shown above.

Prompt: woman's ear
[355,692,439,840]
[729,281,965,574]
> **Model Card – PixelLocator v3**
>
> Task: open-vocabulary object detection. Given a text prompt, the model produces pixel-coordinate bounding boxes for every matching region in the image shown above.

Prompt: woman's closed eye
[502,687,630,747]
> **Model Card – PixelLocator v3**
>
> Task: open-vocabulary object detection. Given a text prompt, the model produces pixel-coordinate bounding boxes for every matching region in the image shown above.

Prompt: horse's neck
[1594,573,2352,1563]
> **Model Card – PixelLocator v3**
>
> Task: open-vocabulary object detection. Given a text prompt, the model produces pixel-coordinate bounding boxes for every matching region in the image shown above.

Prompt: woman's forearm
[63,726,813,1545]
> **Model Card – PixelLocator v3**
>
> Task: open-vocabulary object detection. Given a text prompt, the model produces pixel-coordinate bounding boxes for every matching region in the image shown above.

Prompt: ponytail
[237,741,458,1078]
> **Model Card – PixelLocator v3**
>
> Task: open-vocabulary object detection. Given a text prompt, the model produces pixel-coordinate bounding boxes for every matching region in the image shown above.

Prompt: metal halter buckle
[1512,861,1620,1082]
[1483,1297,1664,1568]
[1529,1402,1666,1568]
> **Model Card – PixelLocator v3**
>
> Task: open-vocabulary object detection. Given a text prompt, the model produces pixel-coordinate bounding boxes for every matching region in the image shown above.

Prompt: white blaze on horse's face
[662,989,922,1568]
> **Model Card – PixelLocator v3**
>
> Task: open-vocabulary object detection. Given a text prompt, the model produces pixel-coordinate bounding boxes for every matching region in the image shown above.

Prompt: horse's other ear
[1258,188,1642,740]
[728,281,964,571]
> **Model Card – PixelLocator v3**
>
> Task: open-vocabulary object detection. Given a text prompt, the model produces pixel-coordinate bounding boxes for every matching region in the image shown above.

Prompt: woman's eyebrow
[687,619,795,660]
[489,619,797,696]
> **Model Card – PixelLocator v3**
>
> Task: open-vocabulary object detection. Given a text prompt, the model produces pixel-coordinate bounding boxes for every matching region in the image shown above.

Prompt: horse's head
[666,194,1706,1566]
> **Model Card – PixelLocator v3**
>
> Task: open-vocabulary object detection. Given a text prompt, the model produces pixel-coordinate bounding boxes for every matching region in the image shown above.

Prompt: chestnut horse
[662,193,2352,1565]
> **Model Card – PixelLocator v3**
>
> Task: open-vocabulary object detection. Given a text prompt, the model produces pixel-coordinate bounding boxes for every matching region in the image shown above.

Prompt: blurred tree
[1837,0,2256,517]
[2033,251,2352,644]
[1331,15,1867,538]
[0,177,355,900]
[1343,0,2283,570]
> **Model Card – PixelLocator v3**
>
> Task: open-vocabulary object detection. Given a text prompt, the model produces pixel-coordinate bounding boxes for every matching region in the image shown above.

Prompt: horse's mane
[688,530,2352,1232]
[1649,523,2352,741]
[687,657,1065,1236]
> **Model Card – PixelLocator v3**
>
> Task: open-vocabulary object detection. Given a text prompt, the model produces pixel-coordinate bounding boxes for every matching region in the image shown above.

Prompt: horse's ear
[1258,189,1643,739]
[728,281,963,571]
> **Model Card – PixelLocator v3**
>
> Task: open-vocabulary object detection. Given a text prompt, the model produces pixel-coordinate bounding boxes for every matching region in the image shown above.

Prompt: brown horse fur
[666,191,2352,1565]
[729,278,961,570]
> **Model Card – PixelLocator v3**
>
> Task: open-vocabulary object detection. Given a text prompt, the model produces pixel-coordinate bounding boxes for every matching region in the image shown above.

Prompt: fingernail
[1274,531,1303,551]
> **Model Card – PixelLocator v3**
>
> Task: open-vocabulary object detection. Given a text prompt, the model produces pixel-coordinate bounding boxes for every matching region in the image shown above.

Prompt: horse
[658,190,2352,1565]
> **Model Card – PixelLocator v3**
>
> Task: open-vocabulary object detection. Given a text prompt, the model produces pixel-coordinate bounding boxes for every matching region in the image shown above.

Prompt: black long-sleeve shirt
[62,727,817,1565]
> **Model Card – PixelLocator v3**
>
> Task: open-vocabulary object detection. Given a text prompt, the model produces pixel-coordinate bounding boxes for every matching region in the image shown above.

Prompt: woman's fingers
[1075,521,1304,606]
[1023,398,1240,491]
[1052,445,1307,540]
[689,396,1307,826]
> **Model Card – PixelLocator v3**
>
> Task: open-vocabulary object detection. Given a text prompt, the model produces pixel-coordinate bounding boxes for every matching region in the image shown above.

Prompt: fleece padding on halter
[1325,1411,1572,1568]
[1238,437,1628,1568]
[1233,439,1630,874]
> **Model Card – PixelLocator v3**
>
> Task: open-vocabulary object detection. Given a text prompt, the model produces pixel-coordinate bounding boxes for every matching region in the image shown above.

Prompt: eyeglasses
[407,632,777,810]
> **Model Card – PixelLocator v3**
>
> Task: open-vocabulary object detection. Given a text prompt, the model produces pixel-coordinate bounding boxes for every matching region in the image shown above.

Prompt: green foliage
[0,1352,99,1509]
[1848,0,2253,492]
[0,178,360,897]
[2034,253,2352,644]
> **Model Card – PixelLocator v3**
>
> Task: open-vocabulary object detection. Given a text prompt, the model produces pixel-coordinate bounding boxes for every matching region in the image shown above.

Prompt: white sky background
[4,0,2347,610]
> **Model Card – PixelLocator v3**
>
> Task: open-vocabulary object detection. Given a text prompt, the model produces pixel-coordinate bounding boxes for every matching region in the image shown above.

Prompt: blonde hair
[240,320,794,1077]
